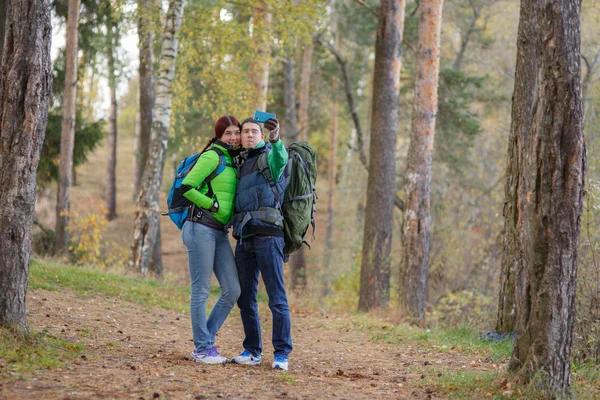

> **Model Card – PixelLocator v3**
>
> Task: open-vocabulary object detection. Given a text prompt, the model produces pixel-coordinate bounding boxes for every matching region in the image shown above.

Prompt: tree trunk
[133,106,141,201]
[358,0,405,312]
[502,0,585,393]
[105,18,118,221]
[452,0,479,71]
[135,0,155,201]
[55,0,80,254]
[151,222,163,276]
[283,57,298,143]
[290,248,306,292]
[130,0,185,277]
[0,0,52,328]
[401,0,444,321]
[298,40,313,141]
[324,80,339,271]
[249,2,271,110]
[0,0,8,62]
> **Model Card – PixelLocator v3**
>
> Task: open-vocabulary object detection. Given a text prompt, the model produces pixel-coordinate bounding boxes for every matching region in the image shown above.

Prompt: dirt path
[1,289,500,399]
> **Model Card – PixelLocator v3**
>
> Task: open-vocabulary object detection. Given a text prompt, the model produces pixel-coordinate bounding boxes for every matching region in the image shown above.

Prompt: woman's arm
[180,150,219,209]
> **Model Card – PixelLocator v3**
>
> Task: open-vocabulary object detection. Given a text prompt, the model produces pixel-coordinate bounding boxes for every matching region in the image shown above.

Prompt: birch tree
[130,0,185,276]
[358,0,405,311]
[55,0,80,254]
[501,0,585,393]
[0,0,52,328]
[401,0,444,321]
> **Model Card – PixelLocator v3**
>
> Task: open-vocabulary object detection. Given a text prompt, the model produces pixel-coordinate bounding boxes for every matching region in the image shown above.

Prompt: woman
[179,115,241,364]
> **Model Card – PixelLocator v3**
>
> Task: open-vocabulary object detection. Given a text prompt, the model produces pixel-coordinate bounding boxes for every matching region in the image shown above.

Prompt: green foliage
[436,68,485,175]
[37,110,105,188]
[0,327,83,376]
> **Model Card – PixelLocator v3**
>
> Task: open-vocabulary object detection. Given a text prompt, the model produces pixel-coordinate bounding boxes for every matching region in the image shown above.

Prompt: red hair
[201,115,240,153]
[214,115,241,138]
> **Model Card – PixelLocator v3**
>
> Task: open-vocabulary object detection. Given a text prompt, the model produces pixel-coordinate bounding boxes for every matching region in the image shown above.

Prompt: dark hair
[201,115,240,153]
[240,118,263,133]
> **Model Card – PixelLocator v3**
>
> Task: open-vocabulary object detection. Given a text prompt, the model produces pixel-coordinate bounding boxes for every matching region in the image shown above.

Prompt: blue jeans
[235,235,292,358]
[182,221,240,352]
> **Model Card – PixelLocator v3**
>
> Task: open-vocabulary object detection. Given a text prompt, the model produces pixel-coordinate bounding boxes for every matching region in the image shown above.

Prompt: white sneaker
[231,350,261,365]
[272,355,288,371]
[191,347,227,364]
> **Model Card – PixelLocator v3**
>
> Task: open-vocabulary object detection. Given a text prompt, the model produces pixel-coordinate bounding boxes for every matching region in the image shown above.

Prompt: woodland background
[30,0,600,370]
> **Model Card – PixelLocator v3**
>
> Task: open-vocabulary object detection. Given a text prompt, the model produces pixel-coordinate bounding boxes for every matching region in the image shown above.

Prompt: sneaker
[272,355,288,371]
[191,347,227,364]
[230,350,261,365]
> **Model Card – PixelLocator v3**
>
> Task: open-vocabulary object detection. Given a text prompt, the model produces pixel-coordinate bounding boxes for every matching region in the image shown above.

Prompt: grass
[0,326,83,377]
[29,259,198,314]
[367,320,513,362]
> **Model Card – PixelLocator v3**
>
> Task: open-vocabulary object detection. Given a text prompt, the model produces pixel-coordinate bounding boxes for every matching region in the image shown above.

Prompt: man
[230,117,292,371]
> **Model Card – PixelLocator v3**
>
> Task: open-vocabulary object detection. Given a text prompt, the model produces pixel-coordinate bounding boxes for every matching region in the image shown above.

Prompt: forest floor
[0,262,517,400]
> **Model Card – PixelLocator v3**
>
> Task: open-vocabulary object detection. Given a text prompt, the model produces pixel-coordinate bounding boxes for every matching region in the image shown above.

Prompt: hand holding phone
[253,110,276,123]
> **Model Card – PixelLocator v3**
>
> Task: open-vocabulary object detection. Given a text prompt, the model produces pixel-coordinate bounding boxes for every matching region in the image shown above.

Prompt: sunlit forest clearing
[1,0,600,398]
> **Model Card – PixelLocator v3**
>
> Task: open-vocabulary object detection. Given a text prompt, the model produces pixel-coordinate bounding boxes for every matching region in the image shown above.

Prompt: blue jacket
[233,142,287,238]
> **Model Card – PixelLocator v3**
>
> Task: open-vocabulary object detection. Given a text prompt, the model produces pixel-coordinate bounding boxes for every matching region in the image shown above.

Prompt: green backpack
[258,142,317,257]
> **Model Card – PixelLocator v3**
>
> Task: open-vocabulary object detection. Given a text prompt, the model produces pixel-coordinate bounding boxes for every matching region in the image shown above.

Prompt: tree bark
[401,0,444,321]
[283,57,298,143]
[0,0,52,328]
[105,16,118,220]
[135,0,155,201]
[0,0,8,62]
[502,0,585,393]
[249,2,271,110]
[298,40,313,141]
[55,0,80,254]
[130,0,185,276]
[358,0,405,312]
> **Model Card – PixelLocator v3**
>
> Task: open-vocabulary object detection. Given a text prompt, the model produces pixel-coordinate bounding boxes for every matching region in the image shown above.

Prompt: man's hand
[264,118,280,143]
[209,200,219,213]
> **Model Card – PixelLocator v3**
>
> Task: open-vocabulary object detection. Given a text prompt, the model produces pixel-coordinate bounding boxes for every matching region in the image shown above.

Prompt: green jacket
[181,143,237,225]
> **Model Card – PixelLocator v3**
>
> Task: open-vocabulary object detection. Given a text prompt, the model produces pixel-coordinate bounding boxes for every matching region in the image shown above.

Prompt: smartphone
[253,110,276,123]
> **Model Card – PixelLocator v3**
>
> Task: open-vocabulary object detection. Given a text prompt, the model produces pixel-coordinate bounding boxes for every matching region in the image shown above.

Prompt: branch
[352,0,378,17]
[317,34,368,169]
[317,34,406,213]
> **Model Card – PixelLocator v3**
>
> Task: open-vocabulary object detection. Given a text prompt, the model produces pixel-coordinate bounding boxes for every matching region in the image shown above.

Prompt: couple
[179,115,291,371]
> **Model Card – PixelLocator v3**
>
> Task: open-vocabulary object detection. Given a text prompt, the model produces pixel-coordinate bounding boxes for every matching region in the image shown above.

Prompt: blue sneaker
[272,355,288,371]
[231,350,261,365]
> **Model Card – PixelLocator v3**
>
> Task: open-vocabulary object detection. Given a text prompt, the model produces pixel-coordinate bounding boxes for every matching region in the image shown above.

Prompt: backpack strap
[233,207,284,240]
[198,147,232,199]
[257,151,281,207]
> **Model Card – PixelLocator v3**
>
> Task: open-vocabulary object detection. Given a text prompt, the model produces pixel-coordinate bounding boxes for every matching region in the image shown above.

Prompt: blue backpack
[166,147,228,229]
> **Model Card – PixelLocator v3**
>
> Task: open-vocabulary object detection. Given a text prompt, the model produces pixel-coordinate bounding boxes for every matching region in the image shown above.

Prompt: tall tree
[134,0,156,200]
[55,0,81,254]
[501,0,585,393]
[401,0,444,321]
[104,3,119,220]
[249,1,271,110]
[130,0,185,276]
[298,40,313,141]
[0,0,52,328]
[323,79,338,271]
[282,57,297,143]
[358,0,405,311]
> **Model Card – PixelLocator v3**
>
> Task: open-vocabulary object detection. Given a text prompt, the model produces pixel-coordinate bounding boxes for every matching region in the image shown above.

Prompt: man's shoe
[230,350,261,365]
[272,355,288,371]
[191,347,227,364]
